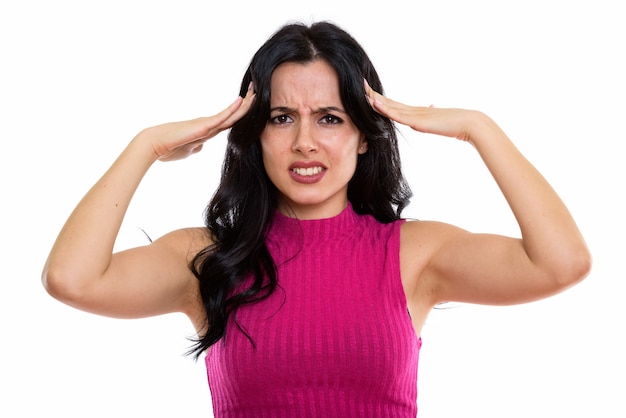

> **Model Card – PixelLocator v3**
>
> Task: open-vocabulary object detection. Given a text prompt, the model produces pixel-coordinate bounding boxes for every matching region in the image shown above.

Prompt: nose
[292,121,318,154]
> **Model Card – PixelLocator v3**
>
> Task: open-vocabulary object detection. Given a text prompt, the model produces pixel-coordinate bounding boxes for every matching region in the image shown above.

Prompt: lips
[291,166,324,176]
[288,161,327,184]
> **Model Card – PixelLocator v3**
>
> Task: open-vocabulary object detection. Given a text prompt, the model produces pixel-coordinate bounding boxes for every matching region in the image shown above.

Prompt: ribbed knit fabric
[205,204,421,417]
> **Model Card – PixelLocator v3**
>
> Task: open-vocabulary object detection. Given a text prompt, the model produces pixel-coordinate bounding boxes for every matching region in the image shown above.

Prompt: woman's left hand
[365,79,591,310]
[364,79,484,144]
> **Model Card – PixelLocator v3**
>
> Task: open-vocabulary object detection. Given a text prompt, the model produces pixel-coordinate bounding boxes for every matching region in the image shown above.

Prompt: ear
[358,135,368,154]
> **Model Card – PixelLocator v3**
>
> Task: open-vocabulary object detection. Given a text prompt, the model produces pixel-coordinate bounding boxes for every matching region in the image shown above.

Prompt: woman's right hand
[142,83,256,162]
[42,84,256,322]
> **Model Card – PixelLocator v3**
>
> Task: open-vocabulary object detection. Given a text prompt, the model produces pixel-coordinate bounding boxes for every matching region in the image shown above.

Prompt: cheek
[329,137,361,163]
[259,134,275,161]
[259,139,287,182]
[260,145,274,177]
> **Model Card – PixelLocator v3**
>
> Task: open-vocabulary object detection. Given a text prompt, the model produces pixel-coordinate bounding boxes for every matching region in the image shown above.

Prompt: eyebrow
[269,106,347,114]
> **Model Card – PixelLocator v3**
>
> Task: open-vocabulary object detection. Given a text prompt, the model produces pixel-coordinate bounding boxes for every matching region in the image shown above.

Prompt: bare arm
[42,87,256,322]
[365,81,591,308]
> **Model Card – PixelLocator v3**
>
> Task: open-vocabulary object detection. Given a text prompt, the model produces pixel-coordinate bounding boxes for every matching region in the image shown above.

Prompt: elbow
[567,245,593,285]
[41,263,88,306]
[41,264,68,302]
[551,245,593,291]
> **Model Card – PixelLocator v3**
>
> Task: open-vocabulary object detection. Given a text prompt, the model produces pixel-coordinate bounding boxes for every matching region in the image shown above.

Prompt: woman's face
[260,60,367,219]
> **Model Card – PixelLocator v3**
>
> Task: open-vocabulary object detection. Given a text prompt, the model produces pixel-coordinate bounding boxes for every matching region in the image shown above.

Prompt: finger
[225,84,256,125]
[207,82,255,128]
[190,91,255,141]
[363,78,389,116]
[212,83,257,131]
[363,79,379,106]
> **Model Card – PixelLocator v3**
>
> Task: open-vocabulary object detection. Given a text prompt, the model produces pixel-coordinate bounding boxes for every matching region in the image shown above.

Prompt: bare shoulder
[400,219,466,262]
[62,226,215,330]
[152,226,213,262]
[148,227,211,330]
[399,220,467,306]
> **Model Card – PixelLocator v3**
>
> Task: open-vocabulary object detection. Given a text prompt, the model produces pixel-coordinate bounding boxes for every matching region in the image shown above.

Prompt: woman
[42,21,591,417]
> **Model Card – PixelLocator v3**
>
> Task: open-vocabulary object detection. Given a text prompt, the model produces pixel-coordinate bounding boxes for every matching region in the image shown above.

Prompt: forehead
[269,60,341,105]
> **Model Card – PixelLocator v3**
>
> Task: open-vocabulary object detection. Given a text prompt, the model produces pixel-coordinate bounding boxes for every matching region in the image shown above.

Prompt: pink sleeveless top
[205,204,421,417]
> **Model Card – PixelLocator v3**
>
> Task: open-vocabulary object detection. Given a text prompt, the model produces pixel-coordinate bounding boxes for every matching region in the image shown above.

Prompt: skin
[362,84,591,330]
[42,60,591,341]
[261,61,367,220]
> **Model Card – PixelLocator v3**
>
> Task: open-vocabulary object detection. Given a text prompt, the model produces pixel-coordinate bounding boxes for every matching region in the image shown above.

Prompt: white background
[1,1,624,417]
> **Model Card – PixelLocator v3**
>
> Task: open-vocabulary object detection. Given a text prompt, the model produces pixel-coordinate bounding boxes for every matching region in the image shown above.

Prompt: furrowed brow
[316,106,346,114]
[314,106,346,115]
[269,106,295,113]
[268,106,347,114]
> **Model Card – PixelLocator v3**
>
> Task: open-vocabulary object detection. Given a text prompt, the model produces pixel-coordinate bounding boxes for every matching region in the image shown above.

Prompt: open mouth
[291,166,325,176]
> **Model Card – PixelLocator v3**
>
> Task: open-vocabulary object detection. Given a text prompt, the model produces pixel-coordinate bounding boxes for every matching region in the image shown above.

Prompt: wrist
[130,128,163,163]
[464,111,505,148]
[127,131,161,167]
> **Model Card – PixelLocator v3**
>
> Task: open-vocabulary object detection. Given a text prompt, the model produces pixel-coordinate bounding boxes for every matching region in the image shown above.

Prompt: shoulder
[399,220,468,300]
[400,219,472,266]
[400,219,468,249]
[148,227,211,330]
[152,227,212,261]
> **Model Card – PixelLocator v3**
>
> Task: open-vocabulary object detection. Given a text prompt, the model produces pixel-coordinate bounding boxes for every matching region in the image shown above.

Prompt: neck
[277,198,349,220]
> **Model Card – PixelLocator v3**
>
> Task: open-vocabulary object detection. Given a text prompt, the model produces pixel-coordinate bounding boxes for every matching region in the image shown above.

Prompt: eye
[320,114,343,125]
[270,114,293,125]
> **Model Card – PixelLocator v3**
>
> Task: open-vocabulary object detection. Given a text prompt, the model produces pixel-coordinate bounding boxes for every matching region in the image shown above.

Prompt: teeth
[292,167,323,176]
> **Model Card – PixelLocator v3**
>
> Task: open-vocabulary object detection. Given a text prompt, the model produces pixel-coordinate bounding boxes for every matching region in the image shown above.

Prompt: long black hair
[188,21,412,358]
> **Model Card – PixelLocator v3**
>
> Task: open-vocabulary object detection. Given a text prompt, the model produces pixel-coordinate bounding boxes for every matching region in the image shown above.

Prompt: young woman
[42,21,591,417]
